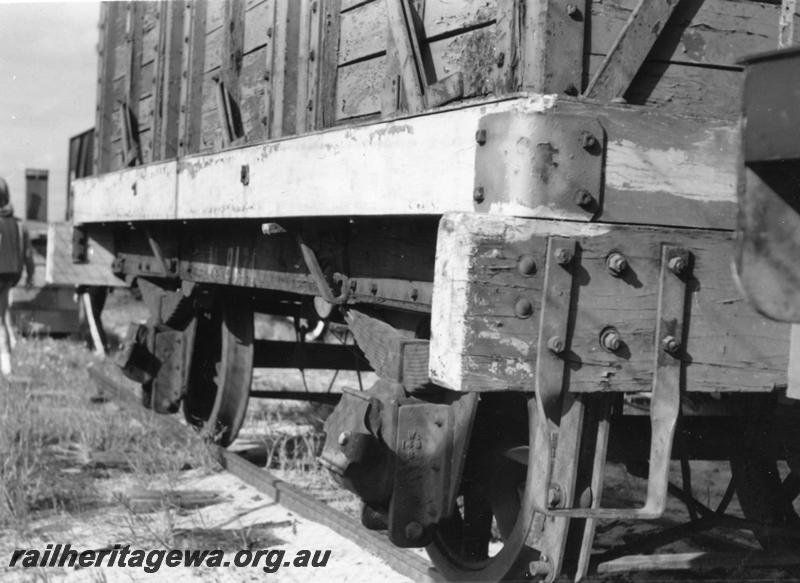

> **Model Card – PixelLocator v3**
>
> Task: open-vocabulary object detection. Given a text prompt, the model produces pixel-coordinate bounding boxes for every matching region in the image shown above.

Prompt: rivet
[475,128,487,145]
[404,521,423,540]
[240,164,250,186]
[575,189,595,209]
[668,255,688,276]
[606,252,628,276]
[410,288,419,301]
[473,186,485,203]
[496,51,505,67]
[547,335,565,354]
[555,247,573,266]
[518,254,536,276]
[515,298,533,319]
[662,335,680,355]
[600,327,622,352]
[338,431,350,446]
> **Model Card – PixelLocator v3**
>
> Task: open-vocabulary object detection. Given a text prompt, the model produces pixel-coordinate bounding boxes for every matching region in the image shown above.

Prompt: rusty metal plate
[474,112,604,220]
[389,403,453,548]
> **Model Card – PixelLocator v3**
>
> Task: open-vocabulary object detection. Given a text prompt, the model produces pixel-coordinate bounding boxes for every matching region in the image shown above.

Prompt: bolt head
[547,335,565,354]
[567,3,581,18]
[606,252,628,276]
[338,431,350,446]
[601,328,622,352]
[515,298,534,319]
[548,484,563,508]
[529,558,551,577]
[668,255,688,275]
[518,254,536,276]
[475,128,487,145]
[582,131,599,151]
[555,247,573,266]
[473,186,485,203]
[662,335,680,355]
[404,521,423,541]
[575,189,595,209]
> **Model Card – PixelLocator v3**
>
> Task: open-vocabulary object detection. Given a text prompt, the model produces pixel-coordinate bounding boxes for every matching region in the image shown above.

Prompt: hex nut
[575,189,595,209]
[547,336,565,354]
[473,186,485,203]
[600,328,622,352]
[606,252,628,276]
[582,131,599,151]
[662,335,680,354]
[475,129,487,145]
[555,247,573,266]
[548,484,563,509]
[668,255,688,275]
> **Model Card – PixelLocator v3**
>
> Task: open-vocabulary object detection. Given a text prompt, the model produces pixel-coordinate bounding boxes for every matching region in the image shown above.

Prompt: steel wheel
[183,296,254,446]
[427,394,541,581]
[730,395,800,552]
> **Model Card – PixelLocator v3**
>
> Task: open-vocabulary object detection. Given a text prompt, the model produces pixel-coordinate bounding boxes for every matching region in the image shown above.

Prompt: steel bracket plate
[532,245,688,520]
[389,403,453,548]
[474,112,605,220]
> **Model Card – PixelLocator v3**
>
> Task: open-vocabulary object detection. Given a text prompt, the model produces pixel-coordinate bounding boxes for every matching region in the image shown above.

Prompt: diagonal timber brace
[583,0,680,101]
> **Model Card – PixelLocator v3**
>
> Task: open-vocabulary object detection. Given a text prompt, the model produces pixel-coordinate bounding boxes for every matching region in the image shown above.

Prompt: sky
[0,0,99,222]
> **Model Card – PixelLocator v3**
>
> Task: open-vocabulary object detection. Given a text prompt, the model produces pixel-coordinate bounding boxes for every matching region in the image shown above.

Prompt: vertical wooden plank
[159,0,184,160]
[126,2,144,160]
[385,0,426,113]
[179,0,207,156]
[96,2,126,174]
[303,0,324,132]
[221,0,246,144]
[317,0,341,129]
[282,0,302,136]
[494,0,520,94]
[522,0,584,94]
[270,0,289,138]
[295,0,313,133]
[261,0,277,137]
[150,2,168,162]
[94,3,110,174]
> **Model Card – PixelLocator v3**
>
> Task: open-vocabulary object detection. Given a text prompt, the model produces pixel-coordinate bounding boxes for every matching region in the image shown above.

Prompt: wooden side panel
[587,0,793,118]
[430,213,790,394]
[335,0,506,122]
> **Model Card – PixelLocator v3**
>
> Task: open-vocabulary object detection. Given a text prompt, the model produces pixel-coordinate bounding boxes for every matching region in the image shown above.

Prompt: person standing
[0,177,34,376]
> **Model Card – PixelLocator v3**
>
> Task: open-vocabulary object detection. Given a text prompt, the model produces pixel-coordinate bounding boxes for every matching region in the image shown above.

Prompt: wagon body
[71,1,800,580]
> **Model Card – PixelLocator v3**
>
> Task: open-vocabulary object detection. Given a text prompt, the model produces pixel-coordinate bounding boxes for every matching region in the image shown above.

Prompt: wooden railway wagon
[71,0,800,580]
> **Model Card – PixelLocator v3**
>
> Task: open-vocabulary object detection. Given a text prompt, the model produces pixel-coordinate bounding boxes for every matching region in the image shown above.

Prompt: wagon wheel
[427,394,540,581]
[183,297,254,447]
[729,395,800,552]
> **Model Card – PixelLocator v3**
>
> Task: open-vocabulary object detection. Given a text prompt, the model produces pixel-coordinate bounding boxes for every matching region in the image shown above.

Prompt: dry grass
[0,336,217,531]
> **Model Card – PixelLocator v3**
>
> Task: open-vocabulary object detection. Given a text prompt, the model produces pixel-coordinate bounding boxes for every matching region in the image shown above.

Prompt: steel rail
[87,364,437,583]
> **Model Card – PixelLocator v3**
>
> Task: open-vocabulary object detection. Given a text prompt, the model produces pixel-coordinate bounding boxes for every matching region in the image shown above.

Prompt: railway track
[87,364,800,583]
[87,364,436,583]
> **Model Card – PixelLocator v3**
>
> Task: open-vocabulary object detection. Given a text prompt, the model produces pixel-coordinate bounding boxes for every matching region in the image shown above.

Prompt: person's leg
[0,285,12,375]
[5,295,16,350]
